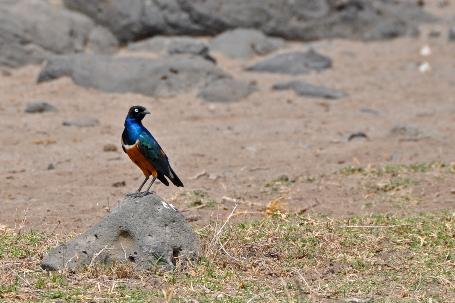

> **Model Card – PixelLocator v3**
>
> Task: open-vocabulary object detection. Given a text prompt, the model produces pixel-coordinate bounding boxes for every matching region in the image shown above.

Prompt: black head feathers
[127,105,150,121]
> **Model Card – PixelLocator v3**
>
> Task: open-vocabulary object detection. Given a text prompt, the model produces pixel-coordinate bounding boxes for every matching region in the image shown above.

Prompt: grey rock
[198,78,257,102]
[129,36,215,62]
[360,108,380,115]
[0,0,95,68]
[128,36,171,53]
[210,28,284,59]
[449,26,455,42]
[87,26,119,54]
[273,80,345,99]
[167,38,215,63]
[248,50,331,75]
[63,0,432,43]
[63,117,99,127]
[41,193,200,272]
[24,101,57,113]
[168,39,208,56]
[37,54,228,97]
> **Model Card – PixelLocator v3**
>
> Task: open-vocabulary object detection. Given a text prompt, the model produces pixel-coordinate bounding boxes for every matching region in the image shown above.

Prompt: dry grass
[1,211,454,302]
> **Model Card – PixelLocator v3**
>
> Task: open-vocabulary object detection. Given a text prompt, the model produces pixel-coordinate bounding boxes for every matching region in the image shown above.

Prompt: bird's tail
[169,167,184,187]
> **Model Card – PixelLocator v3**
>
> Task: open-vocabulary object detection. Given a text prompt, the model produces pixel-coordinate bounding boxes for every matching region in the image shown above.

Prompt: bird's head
[126,105,150,122]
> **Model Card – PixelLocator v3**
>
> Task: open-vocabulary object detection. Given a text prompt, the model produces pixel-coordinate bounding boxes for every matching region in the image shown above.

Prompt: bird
[121,105,183,193]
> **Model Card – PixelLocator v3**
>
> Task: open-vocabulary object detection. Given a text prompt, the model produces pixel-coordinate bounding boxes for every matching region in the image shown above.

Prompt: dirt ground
[1,3,454,232]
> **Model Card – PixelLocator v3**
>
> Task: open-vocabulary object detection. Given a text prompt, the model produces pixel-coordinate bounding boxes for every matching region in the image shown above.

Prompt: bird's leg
[145,176,157,193]
[137,176,149,192]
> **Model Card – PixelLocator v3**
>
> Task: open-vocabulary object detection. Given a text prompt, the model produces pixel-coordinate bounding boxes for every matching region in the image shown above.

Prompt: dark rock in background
[63,0,433,43]
[198,78,257,102]
[0,0,117,68]
[25,101,57,113]
[247,50,332,75]
[273,81,346,99]
[210,28,284,59]
[37,54,228,97]
[41,193,200,272]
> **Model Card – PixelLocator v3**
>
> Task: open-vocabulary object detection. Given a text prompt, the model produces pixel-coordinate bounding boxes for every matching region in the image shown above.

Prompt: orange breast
[124,141,157,177]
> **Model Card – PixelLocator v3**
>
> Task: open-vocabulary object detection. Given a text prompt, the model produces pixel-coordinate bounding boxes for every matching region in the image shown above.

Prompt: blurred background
[0,0,454,232]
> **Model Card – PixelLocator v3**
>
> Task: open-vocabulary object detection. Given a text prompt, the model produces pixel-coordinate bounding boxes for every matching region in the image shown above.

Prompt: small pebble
[418,62,431,73]
[348,132,368,141]
[419,45,431,57]
[112,181,126,187]
[63,117,99,127]
[103,144,118,152]
[449,25,455,42]
[25,101,57,113]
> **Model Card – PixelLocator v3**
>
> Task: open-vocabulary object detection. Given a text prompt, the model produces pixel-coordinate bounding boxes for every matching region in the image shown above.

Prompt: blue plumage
[122,105,183,192]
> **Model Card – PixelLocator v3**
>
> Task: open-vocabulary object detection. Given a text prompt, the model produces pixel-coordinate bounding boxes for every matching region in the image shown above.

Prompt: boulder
[63,0,433,42]
[198,78,257,102]
[0,0,118,68]
[41,193,200,271]
[0,0,91,67]
[37,54,228,97]
[272,81,346,99]
[210,28,284,59]
[246,50,331,75]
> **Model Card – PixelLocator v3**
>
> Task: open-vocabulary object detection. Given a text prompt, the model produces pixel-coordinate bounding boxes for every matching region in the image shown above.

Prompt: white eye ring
[134,108,139,112]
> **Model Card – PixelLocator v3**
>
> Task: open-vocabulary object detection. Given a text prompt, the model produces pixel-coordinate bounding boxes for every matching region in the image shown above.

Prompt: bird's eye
[134,108,139,113]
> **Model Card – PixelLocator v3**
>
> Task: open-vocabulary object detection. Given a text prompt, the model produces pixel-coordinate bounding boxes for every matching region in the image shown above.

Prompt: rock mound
[41,193,200,272]
[37,54,228,97]
[63,0,433,43]
[0,0,117,68]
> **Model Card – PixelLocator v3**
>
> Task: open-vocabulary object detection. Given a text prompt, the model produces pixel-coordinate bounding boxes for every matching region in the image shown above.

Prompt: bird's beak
[144,109,151,115]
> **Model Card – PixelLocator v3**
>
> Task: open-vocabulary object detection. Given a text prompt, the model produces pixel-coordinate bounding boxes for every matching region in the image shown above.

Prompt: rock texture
[210,28,284,59]
[0,0,117,68]
[247,50,332,75]
[87,26,119,54]
[63,0,432,43]
[37,54,228,97]
[129,36,214,62]
[198,78,257,102]
[41,193,200,271]
[273,81,346,99]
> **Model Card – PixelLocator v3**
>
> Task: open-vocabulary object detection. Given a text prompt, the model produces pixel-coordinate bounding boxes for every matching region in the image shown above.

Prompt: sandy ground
[1,3,455,232]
